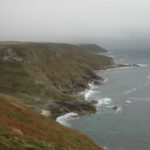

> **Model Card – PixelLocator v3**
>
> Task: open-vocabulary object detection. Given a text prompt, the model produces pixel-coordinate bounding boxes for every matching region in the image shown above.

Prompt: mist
[0,0,150,50]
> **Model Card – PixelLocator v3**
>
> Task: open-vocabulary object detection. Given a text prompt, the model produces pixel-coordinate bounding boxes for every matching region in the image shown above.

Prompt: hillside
[0,42,115,149]
[78,44,107,53]
[0,95,102,150]
[0,42,115,117]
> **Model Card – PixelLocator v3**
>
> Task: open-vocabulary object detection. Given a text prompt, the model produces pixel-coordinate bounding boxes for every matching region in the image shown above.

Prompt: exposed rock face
[112,106,118,111]
[0,42,115,117]
[49,100,96,119]
[61,76,102,94]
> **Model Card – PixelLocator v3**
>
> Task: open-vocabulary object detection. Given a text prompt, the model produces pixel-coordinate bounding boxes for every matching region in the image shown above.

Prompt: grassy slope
[0,42,114,149]
[0,96,102,150]
[0,42,114,106]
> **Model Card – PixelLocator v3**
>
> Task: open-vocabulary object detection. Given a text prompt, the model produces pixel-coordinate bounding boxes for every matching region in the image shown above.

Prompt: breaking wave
[126,100,132,104]
[84,90,97,100]
[124,86,141,95]
[95,98,112,107]
[115,106,122,113]
[56,112,79,127]
[137,64,148,67]
[88,83,98,89]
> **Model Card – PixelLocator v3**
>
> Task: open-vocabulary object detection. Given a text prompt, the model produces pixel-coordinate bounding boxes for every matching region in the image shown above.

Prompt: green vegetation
[0,42,114,149]
[0,42,114,104]
[0,97,102,150]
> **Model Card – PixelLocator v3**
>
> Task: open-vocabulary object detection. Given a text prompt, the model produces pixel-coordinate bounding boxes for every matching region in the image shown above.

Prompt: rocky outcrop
[109,63,140,70]
[60,75,103,94]
[49,100,96,119]
[117,64,140,68]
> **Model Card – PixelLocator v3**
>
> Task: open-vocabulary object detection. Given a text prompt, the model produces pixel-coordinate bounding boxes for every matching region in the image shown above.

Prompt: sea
[69,49,150,150]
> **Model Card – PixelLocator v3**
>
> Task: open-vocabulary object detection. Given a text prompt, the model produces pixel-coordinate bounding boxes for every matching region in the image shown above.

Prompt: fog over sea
[71,48,150,150]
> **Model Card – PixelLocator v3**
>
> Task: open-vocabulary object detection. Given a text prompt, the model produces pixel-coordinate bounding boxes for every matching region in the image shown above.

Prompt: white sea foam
[103,78,108,83]
[126,100,132,104]
[85,90,96,100]
[79,82,98,100]
[124,87,139,94]
[115,106,122,113]
[120,67,131,70]
[83,83,99,100]
[103,146,109,150]
[88,83,98,89]
[96,98,112,107]
[137,64,147,67]
[56,112,79,127]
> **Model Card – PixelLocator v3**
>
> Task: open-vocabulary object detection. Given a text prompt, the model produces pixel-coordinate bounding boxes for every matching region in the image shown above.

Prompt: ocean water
[71,49,150,150]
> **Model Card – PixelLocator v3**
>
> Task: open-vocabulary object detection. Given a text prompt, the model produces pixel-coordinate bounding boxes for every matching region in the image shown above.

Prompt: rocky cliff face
[0,42,115,150]
[0,42,115,117]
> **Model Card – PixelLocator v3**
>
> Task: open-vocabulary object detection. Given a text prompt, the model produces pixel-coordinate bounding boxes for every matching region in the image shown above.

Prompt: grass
[0,42,114,105]
[0,96,102,150]
[0,42,110,149]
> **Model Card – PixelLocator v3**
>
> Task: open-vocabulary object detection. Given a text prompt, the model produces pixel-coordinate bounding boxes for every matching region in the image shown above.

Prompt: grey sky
[0,0,150,49]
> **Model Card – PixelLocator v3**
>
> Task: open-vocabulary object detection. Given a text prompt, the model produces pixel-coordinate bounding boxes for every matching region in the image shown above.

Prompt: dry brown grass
[0,96,102,150]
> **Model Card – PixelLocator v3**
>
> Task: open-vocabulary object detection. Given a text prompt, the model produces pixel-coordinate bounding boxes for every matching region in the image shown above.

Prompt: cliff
[0,42,115,117]
[0,42,115,149]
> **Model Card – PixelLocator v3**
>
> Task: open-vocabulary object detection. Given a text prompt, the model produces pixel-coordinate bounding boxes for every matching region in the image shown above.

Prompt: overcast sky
[0,0,150,49]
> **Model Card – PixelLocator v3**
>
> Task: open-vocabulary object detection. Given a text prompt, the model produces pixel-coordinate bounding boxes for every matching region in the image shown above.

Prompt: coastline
[56,81,100,127]
[55,62,114,126]
[55,62,140,126]
[55,60,143,150]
